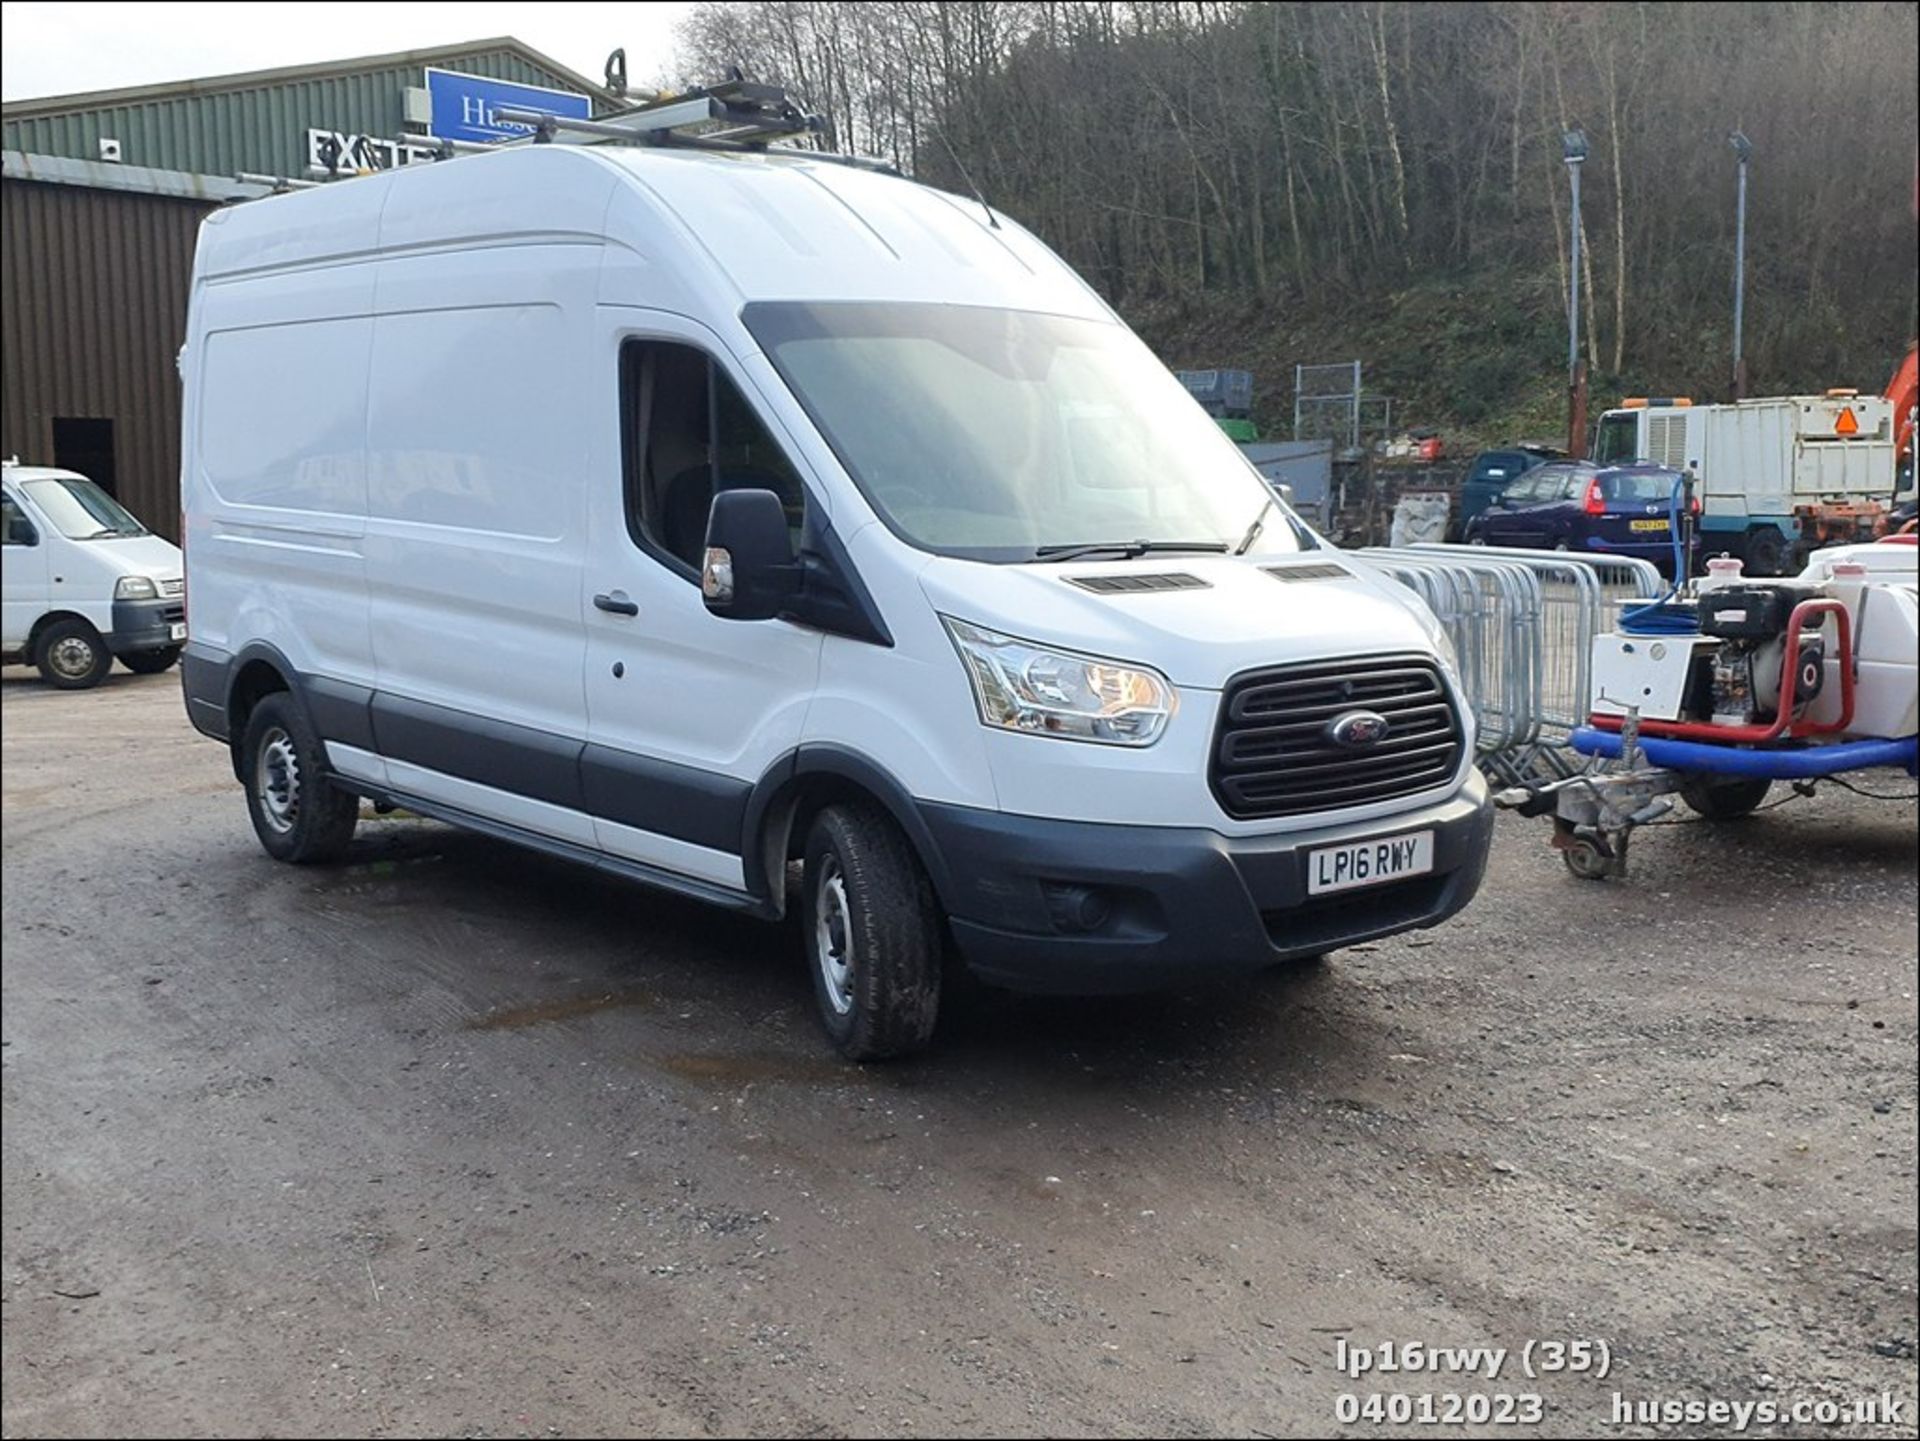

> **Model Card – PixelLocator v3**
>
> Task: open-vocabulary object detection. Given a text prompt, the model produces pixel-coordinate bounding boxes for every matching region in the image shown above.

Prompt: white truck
[1591,394,1906,574]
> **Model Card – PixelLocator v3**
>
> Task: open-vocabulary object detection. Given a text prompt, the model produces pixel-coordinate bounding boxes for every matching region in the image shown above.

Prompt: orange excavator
[1888,341,1916,472]
[1886,159,1918,530]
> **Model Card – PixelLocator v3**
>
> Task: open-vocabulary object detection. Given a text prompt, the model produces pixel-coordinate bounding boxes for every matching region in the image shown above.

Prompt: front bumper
[108,597,186,656]
[925,772,1494,993]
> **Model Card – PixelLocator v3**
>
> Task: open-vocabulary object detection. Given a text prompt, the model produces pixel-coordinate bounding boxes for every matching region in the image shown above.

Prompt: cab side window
[1505,472,1545,504]
[620,340,806,576]
[1,492,35,546]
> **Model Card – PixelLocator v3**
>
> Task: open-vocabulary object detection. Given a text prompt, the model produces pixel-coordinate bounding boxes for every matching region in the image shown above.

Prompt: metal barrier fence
[1352,545,1665,779]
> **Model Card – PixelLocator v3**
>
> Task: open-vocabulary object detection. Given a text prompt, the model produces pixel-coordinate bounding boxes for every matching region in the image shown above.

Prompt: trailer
[1499,536,1918,878]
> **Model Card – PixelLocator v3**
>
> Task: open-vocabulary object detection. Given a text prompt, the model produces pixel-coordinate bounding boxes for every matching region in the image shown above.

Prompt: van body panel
[582,308,825,859]
[795,519,1000,811]
[599,150,1111,319]
[189,256,375,683]
[913,553,1441,691]
[1,499,51,652]
[362,245,598,741]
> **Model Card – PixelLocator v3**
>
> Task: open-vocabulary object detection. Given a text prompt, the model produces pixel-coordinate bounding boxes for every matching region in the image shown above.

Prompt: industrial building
[2,39,612,539]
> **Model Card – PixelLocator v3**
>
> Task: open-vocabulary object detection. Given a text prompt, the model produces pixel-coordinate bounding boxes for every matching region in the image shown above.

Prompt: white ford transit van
[180,140,1492,1058]
[2,462,187,688]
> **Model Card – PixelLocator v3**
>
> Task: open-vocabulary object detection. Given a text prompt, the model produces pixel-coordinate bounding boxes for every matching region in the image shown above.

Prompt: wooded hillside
[676,2,1918,443]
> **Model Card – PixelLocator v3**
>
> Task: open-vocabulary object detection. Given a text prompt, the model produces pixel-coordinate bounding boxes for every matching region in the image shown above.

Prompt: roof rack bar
[236,170,320,190]
[648,131,902,175]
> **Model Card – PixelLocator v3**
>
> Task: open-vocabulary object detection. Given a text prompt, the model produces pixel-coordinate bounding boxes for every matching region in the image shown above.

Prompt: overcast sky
[1,1,697,102]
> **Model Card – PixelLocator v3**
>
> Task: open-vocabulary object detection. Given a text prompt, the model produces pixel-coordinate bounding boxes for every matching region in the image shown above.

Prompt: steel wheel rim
[256,726,300,835]
[49,636,97,679]
[814,856,854,1016]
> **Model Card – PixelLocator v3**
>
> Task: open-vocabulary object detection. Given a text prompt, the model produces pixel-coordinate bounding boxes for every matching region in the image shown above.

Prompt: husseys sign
[306,68,591,176]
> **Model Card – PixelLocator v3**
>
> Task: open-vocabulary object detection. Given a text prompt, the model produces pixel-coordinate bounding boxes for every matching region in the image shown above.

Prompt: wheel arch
[26,609,100,659]
[222,642,305,782]
[743,746,955,919]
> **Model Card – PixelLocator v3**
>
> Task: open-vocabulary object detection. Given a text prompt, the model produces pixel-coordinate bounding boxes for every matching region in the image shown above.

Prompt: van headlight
[942,618,1176,746]
[115,576,158,601]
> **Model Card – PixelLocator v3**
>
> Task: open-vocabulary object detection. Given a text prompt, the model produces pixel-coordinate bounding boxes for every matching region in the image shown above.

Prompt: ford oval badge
[1328,710,1390,749]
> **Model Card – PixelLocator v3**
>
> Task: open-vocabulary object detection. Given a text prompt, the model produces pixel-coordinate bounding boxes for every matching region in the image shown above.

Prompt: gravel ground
[3,666,1916,1438]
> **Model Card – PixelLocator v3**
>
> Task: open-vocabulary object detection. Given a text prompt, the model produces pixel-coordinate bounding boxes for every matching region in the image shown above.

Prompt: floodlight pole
[1564,127,1589,458]
[1730,131,1752,400]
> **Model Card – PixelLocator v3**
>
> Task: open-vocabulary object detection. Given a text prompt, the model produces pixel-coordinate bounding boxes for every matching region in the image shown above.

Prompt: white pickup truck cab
[2,462,186,687]
[179,141,1492,1058]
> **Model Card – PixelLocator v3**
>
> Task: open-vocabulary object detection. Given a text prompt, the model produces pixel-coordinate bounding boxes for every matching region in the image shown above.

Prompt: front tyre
[802,802,942,1061]
[240,692,359,863]
[121,646,181,675]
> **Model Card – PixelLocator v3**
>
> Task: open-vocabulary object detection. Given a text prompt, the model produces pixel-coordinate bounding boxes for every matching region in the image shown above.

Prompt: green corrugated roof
[3,38,612,181]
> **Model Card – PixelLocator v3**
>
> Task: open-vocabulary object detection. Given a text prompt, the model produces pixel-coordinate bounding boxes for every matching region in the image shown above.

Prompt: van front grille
[1211,654,1463,820]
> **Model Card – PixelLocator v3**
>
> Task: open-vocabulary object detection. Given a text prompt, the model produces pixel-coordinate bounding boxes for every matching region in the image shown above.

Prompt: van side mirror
[702,488,799,621]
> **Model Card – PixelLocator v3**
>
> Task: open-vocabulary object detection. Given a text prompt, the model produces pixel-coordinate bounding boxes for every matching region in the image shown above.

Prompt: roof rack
[235,77,900,199]
[500,77,823,149]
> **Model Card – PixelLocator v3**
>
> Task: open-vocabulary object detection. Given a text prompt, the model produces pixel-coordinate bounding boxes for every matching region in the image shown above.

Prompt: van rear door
[359,252,597,835]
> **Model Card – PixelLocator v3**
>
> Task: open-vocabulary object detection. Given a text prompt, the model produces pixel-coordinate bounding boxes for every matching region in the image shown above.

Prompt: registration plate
[1629,518,1670,532]
[168,622,187,641]
[1307,830,1435,895]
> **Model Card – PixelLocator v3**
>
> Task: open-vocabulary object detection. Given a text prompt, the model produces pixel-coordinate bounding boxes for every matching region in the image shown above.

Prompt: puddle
[463,987,658,1031]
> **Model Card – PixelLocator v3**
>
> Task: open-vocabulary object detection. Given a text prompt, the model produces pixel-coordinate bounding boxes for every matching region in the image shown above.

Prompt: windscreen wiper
[1033,539,1231,563]
[1234,497,1274,555]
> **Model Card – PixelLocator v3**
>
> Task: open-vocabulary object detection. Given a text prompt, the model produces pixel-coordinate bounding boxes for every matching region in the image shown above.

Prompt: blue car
[1464,460,1698,572]
[1457,445,1565,534]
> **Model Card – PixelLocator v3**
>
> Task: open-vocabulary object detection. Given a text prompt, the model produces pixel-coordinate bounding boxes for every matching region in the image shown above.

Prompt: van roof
[193,143,1112,320]
[1,465,89,484]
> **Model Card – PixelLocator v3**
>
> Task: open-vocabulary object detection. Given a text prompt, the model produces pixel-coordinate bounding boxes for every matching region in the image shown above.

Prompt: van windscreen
[743,302,1305,563]
[20,477,148,540]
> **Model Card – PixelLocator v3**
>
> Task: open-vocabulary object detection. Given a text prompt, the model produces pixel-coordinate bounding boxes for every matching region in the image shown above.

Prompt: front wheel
[120,646,181,675]
[1679,774,1772,820]
[35,617,112,689]
[1561,837,1613,880]
[801,802,942,1061]
[240,692,359,863]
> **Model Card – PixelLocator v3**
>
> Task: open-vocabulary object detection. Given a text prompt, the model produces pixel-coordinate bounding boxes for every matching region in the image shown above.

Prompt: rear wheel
[801,802,942,1061]
[1744,526,1787,577]
[1679,773,1773,820]
[121,646,181,675]
[240,692,359,863]
[35,617,111,689]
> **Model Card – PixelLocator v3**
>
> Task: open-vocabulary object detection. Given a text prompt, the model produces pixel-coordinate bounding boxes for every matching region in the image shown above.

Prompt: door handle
[593,591,639,617]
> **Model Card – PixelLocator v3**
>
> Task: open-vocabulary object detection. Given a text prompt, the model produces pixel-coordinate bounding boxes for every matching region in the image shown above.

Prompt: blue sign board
[424,67,591,145]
